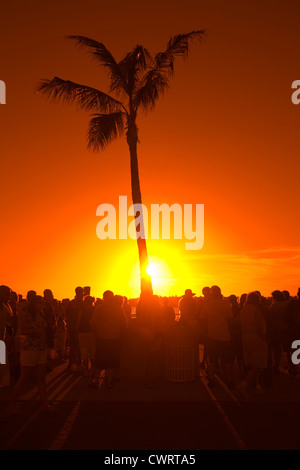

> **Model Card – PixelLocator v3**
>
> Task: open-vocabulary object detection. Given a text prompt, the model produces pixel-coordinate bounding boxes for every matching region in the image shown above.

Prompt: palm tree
[37,30,205,296]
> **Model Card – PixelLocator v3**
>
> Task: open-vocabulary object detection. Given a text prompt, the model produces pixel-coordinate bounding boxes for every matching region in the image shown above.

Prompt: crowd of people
[1,283,300,414]
[179,286,300,395]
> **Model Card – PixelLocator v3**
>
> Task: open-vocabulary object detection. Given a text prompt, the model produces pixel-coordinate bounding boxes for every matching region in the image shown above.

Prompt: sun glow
[129,244,190,297]
[143,256,174,293]
[146,262,159,278]
[102,239,194,298]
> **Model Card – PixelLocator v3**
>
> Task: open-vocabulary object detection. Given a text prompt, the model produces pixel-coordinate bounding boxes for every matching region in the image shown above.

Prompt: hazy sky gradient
[1,0,300,298]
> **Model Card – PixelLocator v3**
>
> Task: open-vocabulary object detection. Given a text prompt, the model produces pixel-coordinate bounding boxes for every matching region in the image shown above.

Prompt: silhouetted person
[259,294,274,387]
[83,286,91,297]
[270,290,287,374]
[94,298,103,309]
[77,296,95,377]
[0,286,13,387]
[179,289,198,329]
[54,298,68,360]
[6,295,53,415]
[160,297,175,329]
[238,292,268,398]
[123,297,132,323]
[43,289,56,369]
[114,295,124,308]
[8,291,20,381]
[201,286,233,388]
[198,286,211,369]
[0,286,12,342]
[239,293,247,310]
[65,287,84,371]
[228,295,243,376]
[16,290,36,326]
[9,292,18,329]
[90,291,127,388]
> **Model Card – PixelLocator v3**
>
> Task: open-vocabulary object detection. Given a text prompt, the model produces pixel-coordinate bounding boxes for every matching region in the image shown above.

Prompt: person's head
[210,285,222,300]
[239,293,247,308]
[83,286,91,297]
[0,285,11,304]
[246,292,260,306]
[10,291,18,304]
[103,290,114,303]
[229,294,238,305]
[283,290,290,300]
[83,295,95,307]
[271,290,285,302]
[95,298,103,307]
[262,296,269,306]
[28,295,44,318]
[298,288,300,300]
[184,289,196,298]
[123,296,128,304]
[44,289,53,301]
[75,286,84,300]
[202,286,211,299]
[27,290,36,303]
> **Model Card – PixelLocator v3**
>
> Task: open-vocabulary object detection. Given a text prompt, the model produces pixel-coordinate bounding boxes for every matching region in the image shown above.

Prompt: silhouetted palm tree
[37,31,205,296]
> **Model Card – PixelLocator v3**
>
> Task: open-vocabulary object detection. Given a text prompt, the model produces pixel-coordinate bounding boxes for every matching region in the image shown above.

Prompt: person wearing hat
[179,289,198,328]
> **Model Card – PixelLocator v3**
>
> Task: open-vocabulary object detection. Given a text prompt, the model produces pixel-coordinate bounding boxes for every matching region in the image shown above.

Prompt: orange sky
[1,0,300,299]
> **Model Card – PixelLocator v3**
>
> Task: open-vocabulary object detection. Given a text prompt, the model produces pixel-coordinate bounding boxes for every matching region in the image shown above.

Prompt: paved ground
[1,360,300,450]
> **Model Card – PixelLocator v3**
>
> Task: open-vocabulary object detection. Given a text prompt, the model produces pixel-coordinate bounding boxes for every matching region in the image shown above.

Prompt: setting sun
[146,263,158,278]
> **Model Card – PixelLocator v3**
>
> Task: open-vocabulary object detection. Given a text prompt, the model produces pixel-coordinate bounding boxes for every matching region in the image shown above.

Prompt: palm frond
[36,77,124,113]
[87,112,125,151]
[110,45,153,97]
[67,36,129,95]
[133,30,205,110]
[133,70,169,110]
[155,30,206,73]
[118,45,153,74]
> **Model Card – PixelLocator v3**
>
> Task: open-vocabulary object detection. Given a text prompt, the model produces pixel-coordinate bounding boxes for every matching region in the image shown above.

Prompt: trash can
[164,327,199,382]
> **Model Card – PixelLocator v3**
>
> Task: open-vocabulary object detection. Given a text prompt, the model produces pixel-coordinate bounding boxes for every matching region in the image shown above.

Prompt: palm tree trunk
[126,120,153,297]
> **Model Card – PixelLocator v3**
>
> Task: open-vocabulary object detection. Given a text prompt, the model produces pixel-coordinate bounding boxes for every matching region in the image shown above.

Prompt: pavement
[1,358,300,450]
